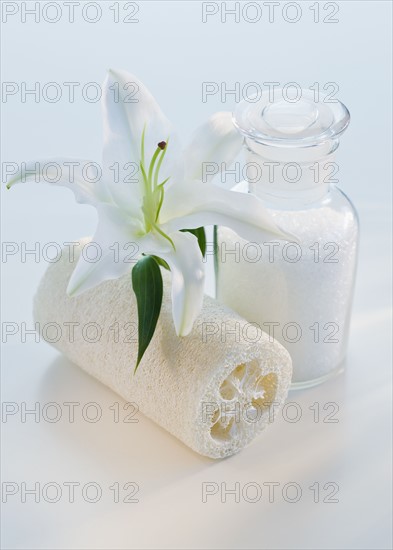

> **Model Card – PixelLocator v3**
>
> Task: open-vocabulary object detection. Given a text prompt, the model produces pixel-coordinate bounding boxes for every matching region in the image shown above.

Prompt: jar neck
[244,138,339,206]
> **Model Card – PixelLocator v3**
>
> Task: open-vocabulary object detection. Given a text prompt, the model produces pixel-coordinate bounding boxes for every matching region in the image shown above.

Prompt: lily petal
[6,158,108,205]
[142,231,205,337]
[67,204,143,296]
[182,112,243,183]
[102,69,181,209]
[160,181,296,243]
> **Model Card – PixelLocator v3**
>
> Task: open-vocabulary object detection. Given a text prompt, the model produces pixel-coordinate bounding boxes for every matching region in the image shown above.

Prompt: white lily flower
[7,69,293,336]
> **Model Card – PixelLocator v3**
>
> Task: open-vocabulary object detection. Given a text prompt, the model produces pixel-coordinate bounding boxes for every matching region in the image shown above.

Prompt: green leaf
[150,255,170,270]
[181,227,206,257]
[131,255,163,372]
[213,224,219,297]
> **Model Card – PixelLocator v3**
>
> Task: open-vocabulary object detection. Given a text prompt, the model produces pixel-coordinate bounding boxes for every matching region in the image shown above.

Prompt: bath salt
[216,194,358,386]
[216,89,359,388]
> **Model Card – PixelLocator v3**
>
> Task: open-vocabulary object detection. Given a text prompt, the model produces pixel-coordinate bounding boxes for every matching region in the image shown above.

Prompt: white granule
[217,194,359,385]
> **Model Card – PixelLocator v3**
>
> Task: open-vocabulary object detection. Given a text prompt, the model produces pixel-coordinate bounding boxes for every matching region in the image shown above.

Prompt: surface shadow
[37,353,216,496]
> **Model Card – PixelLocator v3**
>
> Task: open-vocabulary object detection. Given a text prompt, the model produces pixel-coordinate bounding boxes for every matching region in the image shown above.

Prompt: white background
[1,1,392,549]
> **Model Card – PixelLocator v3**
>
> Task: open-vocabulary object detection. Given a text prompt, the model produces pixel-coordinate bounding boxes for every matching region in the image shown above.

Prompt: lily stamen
[139,132,173,249]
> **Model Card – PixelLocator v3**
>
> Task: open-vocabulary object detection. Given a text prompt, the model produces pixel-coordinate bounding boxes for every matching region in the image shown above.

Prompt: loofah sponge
[33,240,292,458]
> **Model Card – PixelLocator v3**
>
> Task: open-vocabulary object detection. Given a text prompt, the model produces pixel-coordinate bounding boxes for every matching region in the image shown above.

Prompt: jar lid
[233,89,350,148]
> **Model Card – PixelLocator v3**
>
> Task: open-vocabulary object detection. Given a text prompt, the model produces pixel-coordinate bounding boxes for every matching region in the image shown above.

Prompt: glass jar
[216,89,359,389]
